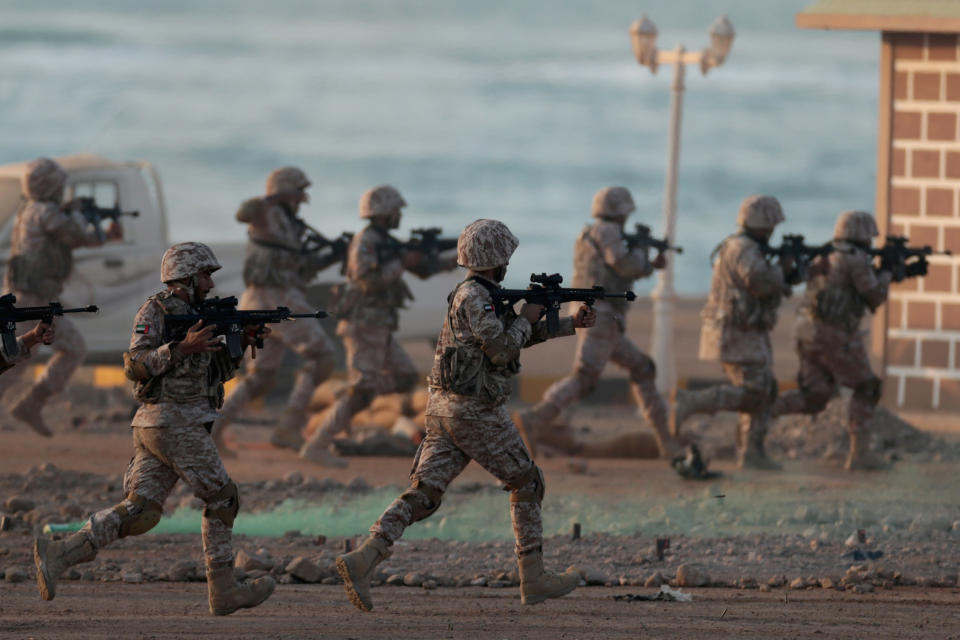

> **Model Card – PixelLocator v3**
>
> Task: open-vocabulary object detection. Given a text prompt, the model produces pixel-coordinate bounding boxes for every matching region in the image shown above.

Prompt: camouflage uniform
[518,187,677,457]
[299,185,456,466]
[336,219,580,612]
[773,211,891,470]
[216,168,338,449]
[33,243,274,614]
[674,196,789,469]
[0,158,103,435]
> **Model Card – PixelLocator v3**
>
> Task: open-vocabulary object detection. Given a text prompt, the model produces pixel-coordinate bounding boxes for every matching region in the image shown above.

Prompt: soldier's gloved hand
[651,253,667,270]
[243,324,271,359]
[888,261,907,283]
[520,303,544,324]
[905,260,928,278]
[21,321,54,349]
[105,221,123,241]
[572,304,597,328]
[176,320,222,355]
[402,250,424,269]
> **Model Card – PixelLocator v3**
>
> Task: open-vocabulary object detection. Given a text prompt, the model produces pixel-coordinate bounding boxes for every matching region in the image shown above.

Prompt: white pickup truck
[0,154,457,359]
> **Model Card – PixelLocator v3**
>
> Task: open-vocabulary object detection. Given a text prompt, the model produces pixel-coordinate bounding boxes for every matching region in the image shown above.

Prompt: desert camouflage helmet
[359,185,406,218]
[833,210,878,243]
[266,166,311,196]
[161,242,222,283]
[457,219,519,270]
[21,157,67,202]
[737,195,785,230]
[591,186,636,219]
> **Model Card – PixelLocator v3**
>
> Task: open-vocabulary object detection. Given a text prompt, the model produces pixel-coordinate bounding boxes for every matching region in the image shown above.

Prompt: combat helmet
[833,210,878,244]
[457,219,519,270]
[21,157,67,202]
[160,242,222,283]
[359,185,406,218]
[266,167,311,196]
[737,195,784,230]
[592,186,636,219]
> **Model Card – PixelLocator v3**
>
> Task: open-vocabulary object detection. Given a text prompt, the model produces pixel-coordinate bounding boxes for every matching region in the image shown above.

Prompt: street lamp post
[629,14,735,394]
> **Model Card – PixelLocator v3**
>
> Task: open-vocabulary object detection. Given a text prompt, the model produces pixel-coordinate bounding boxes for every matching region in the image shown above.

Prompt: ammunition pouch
[814,286,864,332]
[433,343,517,405]
[725,290,779,332]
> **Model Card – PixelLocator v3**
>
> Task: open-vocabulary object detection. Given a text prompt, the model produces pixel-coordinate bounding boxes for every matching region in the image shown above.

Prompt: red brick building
[799,1,960,410]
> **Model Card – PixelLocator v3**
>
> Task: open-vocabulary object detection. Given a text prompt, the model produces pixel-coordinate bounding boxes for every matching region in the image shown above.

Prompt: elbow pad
[122,351,151,382]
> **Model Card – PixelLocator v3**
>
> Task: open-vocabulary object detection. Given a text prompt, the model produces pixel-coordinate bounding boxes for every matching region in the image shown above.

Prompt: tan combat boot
[844,432,890,471]
[737,422,782,471]
[34,532,97,600]
[206,563,275,616]
[518,548,579,605]
[270,409,306,451]
[12,384,54,437]
[336,534,393,612]
[299,437,348,468]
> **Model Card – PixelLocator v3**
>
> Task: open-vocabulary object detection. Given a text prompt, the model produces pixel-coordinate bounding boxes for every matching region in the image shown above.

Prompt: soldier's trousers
[683,362,776,444]
[773,328,879,434]
[371,415,543,555]
[539,312,665,432]
[81,424,234,568]
[0,291,85,399]
[219,286,337,421]
[303,322,419,448]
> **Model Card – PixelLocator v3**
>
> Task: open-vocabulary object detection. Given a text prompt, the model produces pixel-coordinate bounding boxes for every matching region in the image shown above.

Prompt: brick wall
[884,33,960,409]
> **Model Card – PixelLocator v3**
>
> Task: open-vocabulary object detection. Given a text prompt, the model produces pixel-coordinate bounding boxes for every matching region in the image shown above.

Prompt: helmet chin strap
[169,275,201,305]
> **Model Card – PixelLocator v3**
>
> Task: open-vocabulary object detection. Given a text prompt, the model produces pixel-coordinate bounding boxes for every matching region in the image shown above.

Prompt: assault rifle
[301,224,354,264]
[163,296,327,359]
[625,223,683,254]
[869,235,953,282]
[0,293,98,358]
[64,197,138,242]
[760,234,834,283]
[378,227,458,261]
[493,273,637,334]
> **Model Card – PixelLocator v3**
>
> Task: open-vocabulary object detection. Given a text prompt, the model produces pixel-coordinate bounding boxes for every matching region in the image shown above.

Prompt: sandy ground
[3,582,960,640]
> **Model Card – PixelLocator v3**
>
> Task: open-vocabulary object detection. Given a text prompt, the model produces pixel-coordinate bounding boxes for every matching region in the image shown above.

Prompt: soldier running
[336,218,595,611]
[672,195,794,470]
[299,185,457,467]
[213,167,339,455]
[0,157,122,436]
[516,186,681,459]
[33,243,275,616]
[772,211,892,470]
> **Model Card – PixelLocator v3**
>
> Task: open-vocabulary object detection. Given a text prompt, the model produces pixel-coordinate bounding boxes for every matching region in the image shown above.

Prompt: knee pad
[799,385,831,414]
[114,492,163,538]
[400,481,443,523]
[394,372,420,394]
[202,481,240,527]
[506,464,545,505]
[740,386,768,412]
[628,355,656,385]
[572,366,600,397]
[853,376,883,406]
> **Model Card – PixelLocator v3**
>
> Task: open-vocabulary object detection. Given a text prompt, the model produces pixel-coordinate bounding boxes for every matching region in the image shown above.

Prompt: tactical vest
[429,277,520,405]
[572,223,634,316]
[130,291,229,408]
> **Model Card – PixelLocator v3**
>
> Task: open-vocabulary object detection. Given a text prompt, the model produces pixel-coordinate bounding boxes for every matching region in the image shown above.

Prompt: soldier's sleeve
[736,243,784,298]
[849,250,890,311]
[353,233,404,292]
[526,315,575,346]
[236,197,268,225]
[596,225,653,279]
[40,205,99,248]
[463,288,532,366]
[128,299,183,377]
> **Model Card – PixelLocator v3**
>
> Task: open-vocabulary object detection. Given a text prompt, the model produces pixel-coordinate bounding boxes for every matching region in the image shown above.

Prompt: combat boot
[206,563,275,616]
[518,548,579,605]
[34,532,97,600]
[270,408,306,451]
[12,384,54,437]
[737,422,782,471]
[337,534,393,612]
[844,431,890,471]
[299,438,348,468]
